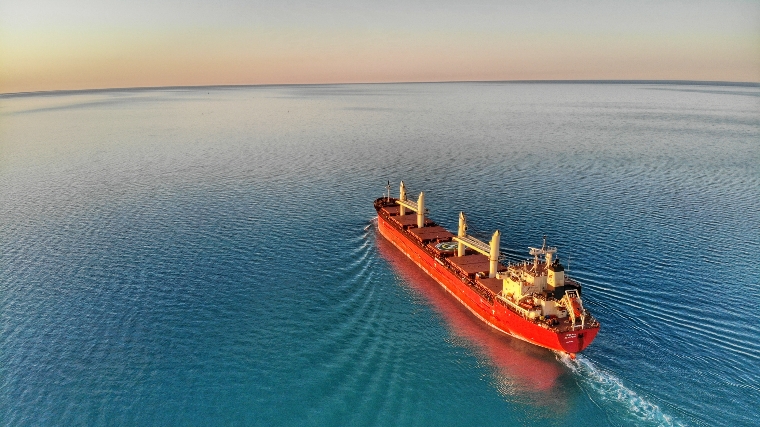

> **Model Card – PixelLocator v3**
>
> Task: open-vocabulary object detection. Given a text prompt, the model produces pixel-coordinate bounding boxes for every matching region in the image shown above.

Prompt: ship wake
[559,354,686,427]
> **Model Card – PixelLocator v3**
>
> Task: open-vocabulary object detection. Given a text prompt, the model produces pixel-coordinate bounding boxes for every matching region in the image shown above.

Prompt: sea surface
[1,82,759,426]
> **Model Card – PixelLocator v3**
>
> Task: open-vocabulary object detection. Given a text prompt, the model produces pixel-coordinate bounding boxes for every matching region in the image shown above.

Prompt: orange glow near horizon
[1,2,759,93]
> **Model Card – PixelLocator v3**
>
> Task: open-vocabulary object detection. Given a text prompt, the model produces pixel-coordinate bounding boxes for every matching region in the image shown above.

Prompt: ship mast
[528,235,557,272]
[453,212,501,278]
[399,181,407,216]
[457,212,467,257]
[489,230,501,278]
[395,182,426,228]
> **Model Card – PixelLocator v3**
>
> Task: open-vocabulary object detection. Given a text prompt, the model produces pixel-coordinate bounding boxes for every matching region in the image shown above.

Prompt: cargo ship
[375,181,600,355]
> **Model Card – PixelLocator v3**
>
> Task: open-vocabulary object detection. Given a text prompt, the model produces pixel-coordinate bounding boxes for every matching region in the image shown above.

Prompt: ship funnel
[399,181,407,216]
[489,230,501,278]
[417,192,425,228]
[458,212,467,257]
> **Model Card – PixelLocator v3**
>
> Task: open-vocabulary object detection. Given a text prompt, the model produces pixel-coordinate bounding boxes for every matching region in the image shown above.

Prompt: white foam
[559,354,686,427]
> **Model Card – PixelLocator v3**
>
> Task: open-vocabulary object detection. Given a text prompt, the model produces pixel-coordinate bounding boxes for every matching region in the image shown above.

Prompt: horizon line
[2,79,759,98]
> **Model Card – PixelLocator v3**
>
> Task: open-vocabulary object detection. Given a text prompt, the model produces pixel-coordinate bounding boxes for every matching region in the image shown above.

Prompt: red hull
[377,214,599,354]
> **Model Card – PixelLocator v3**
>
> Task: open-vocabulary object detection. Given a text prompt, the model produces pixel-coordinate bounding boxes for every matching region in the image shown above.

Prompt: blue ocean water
[1,82,759,426]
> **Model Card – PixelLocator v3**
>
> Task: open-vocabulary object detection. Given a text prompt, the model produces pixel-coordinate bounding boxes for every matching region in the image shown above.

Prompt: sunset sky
[1,0,758,93]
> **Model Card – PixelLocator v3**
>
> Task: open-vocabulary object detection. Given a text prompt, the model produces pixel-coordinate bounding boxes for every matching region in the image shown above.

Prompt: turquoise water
[1,83,759,426]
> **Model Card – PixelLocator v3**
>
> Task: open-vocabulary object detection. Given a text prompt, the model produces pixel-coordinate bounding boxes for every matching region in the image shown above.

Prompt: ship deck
[477,277,503,294]
[408,226,454,242]
[388,214,435,228]
[448,254,508,276]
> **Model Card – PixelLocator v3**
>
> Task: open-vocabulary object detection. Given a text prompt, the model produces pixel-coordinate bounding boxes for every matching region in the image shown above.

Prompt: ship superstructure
[375,181,600,355]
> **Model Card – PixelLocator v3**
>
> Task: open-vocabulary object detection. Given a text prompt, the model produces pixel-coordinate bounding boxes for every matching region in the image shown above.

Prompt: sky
[1,0,759,93]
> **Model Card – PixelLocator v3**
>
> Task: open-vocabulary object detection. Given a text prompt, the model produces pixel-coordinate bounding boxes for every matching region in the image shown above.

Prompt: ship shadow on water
[373,227,575,411]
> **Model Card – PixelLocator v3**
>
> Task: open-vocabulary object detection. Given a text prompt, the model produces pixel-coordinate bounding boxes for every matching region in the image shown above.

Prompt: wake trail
[559,354,687,427]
